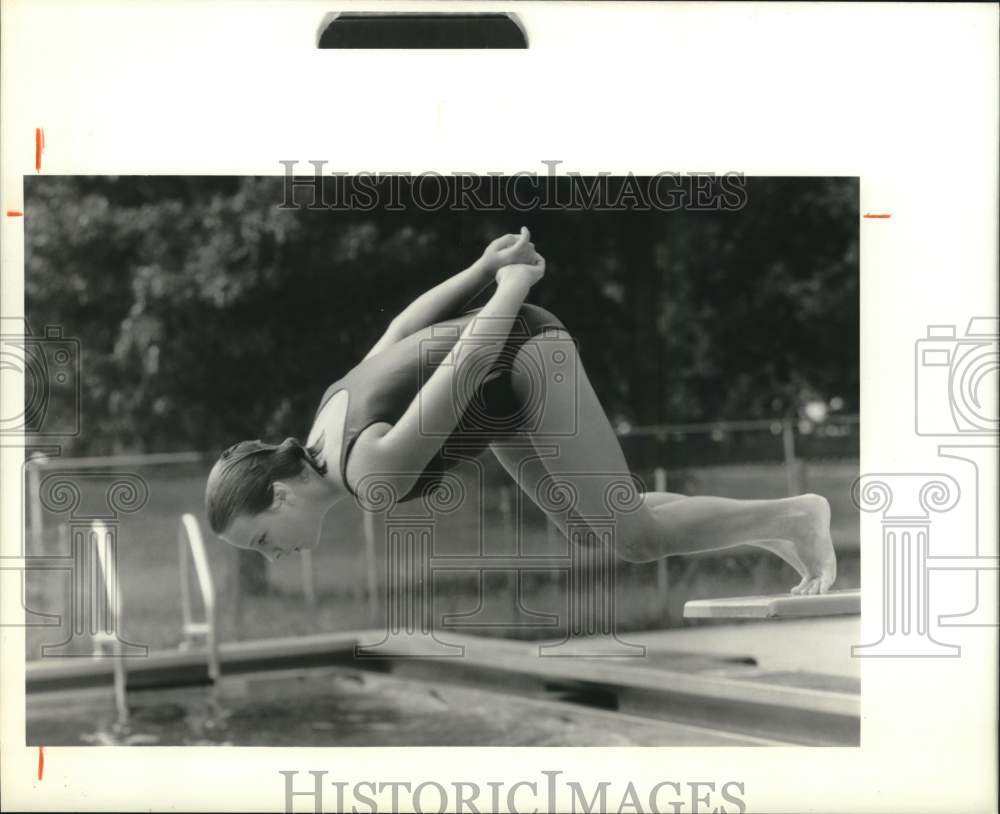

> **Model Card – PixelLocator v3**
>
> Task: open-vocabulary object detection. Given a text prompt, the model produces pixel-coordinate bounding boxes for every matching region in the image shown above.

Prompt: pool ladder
[90,520,129,724]
[177,513,221,681]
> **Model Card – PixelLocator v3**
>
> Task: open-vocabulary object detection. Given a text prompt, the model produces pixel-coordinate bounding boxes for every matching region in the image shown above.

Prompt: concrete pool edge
[25,631,374,692]
[26,629,859,746]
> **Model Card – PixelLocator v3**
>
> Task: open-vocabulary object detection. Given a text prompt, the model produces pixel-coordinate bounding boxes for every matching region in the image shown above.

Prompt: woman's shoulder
[310,388,348,437]
[316,380,347,412]
[307,388,349,478]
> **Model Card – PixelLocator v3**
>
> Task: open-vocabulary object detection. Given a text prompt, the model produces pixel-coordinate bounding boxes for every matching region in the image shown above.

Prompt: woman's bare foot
[754,494,838,595]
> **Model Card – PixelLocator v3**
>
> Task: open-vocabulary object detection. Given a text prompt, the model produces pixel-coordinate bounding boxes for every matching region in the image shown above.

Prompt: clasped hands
[480,227,546,290]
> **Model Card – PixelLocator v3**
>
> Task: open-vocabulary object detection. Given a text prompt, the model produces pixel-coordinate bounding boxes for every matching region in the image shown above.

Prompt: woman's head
[205,437,334,561]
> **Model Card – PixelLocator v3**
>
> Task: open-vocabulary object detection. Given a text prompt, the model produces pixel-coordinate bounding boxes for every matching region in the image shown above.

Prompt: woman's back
[308,304,565,503]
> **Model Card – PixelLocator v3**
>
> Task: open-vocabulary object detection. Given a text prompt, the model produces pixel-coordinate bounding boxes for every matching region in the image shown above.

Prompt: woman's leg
[490,328,837,594]
[640,492,689,508]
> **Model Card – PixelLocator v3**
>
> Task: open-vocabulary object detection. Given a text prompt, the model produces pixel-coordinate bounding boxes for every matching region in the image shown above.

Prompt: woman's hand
[480,227,541,275]
[495,254,546,290]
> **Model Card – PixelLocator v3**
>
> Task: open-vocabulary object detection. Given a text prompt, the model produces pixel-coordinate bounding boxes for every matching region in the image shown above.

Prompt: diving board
[684,590,861,620]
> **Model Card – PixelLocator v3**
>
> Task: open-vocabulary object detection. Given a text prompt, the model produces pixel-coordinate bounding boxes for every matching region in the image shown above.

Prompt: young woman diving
[205,228,837,596]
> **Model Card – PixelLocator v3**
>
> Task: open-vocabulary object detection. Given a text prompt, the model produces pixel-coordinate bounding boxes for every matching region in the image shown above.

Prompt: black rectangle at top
[318,12,528,49]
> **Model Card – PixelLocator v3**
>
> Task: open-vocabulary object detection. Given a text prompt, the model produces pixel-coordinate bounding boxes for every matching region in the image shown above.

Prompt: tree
[24,175,859,444]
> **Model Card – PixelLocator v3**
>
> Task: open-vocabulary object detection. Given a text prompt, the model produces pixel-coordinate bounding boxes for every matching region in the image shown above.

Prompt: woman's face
[221,477,327,562]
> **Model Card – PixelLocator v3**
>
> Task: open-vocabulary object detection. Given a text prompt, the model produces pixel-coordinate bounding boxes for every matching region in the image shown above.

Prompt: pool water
[27,665,768,746]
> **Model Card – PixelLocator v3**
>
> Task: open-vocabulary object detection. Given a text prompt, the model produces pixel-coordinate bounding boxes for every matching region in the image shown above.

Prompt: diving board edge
[683,590,861,620]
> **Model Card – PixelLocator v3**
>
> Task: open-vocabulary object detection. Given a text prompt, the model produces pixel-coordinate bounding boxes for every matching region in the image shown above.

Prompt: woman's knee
[567,511,657,563]
[509,330,578,423]
[510,303,575,369]
[612,506,661,563]
[566,484,660,563]
[516,303,568,336]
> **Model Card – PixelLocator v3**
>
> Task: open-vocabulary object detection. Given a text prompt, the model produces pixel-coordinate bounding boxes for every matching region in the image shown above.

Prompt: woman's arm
[354,258,546,499]
[386,228,540,340]
[386,259,492,340]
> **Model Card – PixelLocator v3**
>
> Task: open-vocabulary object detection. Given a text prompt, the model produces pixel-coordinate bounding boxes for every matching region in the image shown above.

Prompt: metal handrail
[177,513,221,681]
[90,520,128,724]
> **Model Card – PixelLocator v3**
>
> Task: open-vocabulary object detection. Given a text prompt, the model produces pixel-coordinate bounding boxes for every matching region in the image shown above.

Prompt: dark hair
[205,437,326,535]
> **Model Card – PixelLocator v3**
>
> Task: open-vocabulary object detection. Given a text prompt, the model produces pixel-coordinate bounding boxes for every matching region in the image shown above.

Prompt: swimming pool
[26,628,859,747]
[29,664,784,747]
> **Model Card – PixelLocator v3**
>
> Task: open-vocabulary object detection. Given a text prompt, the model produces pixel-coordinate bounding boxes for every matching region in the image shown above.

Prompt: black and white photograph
[21,173,860,751]
[2,3,996,814]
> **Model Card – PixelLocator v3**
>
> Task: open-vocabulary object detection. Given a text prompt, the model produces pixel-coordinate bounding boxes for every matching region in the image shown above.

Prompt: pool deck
[569,616,861,679]
[27,618,860,746]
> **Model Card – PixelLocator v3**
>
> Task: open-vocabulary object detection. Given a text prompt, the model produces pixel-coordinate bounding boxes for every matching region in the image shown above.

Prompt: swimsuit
[315,303,566,503]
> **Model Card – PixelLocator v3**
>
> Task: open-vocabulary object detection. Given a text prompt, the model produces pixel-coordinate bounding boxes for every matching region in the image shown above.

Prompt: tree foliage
[25,176,857,455]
